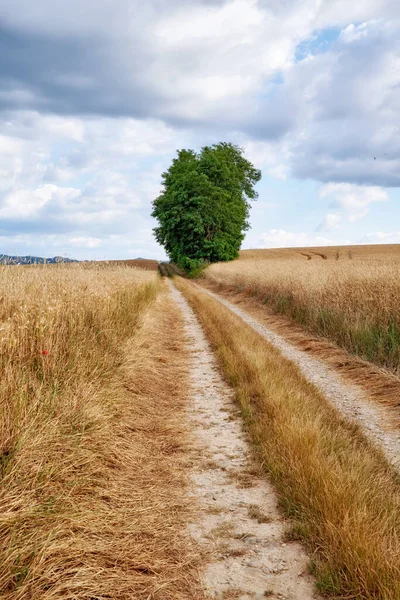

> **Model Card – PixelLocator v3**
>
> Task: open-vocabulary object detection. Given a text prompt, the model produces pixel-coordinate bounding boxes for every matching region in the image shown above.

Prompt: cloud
[0,0,399,258]
[0,231,165,260]
[0,2,398,184]
[4,0,395,146]
[0,0,303,134]
[256,229,350,248]
[288,18,400,187]
[358,231,400,244]
[316,212,341,231]
[0,183,81,220]
[243,140,288,179]
[320,183,388,220]
[0,111,190,253]
[69,237,102,249]
[313,0,400,28]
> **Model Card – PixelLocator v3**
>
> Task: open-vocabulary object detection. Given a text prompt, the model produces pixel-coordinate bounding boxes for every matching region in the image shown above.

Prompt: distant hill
[0,254,77,265]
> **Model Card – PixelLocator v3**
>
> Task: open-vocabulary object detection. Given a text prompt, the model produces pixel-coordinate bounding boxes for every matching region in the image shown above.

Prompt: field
[100,258,160,271]
[0,263,202,599]
[204,244,400,373]
[238,243,400,262]
[3,250,400,599]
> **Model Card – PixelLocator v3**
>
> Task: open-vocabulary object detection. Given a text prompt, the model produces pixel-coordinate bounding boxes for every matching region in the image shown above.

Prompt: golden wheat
[0,265,203,599]
[205,254,400,372]
[239,243,400,262]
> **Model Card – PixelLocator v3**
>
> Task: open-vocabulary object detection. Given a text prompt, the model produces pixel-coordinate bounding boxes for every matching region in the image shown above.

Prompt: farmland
[204,244,400,373]
[2,249,400,599]
[0,263,201,599]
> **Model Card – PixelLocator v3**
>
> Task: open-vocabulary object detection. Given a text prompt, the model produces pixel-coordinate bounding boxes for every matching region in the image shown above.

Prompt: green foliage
[151,143,261,271]
[185,258,209,279]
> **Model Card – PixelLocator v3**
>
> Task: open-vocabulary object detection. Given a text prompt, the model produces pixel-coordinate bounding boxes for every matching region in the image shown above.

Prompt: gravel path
[169,281,319,600]
[200,285,400,470]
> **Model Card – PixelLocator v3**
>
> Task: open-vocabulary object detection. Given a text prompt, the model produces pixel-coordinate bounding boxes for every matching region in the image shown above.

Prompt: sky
[0,0,399,260]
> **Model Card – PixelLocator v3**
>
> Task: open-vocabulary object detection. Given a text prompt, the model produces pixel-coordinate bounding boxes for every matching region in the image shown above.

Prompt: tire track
[169,280,319,600]
[198,284,400,471]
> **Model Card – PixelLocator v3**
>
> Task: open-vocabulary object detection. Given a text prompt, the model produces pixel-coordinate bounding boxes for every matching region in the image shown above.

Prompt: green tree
[151,142,261,272]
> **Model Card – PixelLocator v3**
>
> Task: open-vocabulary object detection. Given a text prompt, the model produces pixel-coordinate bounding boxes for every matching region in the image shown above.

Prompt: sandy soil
[169,281,319,600]
[200,285,400,471]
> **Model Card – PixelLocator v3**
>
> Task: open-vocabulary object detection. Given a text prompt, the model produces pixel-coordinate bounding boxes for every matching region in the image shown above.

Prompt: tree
[151,142,261,272]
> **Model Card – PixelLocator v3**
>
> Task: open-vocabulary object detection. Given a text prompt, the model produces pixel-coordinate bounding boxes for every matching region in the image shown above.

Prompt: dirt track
[169,280,319,600]
[198,284,400,471]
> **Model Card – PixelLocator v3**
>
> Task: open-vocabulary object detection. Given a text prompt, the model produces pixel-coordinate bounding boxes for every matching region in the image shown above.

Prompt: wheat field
[0,264,203,599]
[4,249,400,599]
[205,244,400,373]
[239,243,400,262]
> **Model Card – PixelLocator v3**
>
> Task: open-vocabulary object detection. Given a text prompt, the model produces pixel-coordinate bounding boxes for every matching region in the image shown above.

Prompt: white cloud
[320,183,388,220]
[268,164,287,180]
[69,236,101,248]
[0,184,81,218]
[0,0,399,259]
[316,212,341,231]
[359,231,400,244]
[243,140,288,179]
[340,22,372,43]
[256,229,350,248]
[0,111,189,256]
[314,0,400,28]
[0,229,166,261]
[289,18,400,186]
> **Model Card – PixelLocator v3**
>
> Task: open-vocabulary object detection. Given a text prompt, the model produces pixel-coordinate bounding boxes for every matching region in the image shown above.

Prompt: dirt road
[169,281,319,600]
[198,284,400,471]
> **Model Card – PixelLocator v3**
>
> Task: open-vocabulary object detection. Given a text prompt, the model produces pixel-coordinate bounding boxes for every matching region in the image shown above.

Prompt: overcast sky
[0,0,399,259]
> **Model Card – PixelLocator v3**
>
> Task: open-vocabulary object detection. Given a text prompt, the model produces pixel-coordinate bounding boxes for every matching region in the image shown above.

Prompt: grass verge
[0,265,203,599]
[176,276,400,600]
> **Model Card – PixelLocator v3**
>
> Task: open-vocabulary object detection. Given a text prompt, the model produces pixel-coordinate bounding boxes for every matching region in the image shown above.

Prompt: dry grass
[0,264,203,599]
[176,276,400,599]
[205,245,400,374]
[201,284,400,410]
[247,505,271,524]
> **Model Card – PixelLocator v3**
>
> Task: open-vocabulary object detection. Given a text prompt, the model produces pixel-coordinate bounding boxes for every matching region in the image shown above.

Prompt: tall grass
[177,277,400,599]
[0,265,202,599]
[205,258,400,373]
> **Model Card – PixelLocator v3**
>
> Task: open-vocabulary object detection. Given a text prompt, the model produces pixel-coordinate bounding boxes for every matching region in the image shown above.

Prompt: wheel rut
[169,281,319,600]
[198,284,400,471]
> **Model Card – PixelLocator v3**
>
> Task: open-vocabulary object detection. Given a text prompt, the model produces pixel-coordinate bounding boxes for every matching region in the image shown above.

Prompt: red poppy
[42,350,48,356]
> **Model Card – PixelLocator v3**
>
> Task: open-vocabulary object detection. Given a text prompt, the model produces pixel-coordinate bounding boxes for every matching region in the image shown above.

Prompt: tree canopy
[151,142,261,272]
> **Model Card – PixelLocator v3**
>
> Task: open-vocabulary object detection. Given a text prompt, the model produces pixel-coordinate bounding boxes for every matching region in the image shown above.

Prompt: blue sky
[0,0,399,260]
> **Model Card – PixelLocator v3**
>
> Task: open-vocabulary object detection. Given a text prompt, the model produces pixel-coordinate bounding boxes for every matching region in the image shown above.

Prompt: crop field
[0,263,203,599]
[2,252,400,600]
[100,258,160,271]
[238,244,400,262]
[204,244,400,373]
